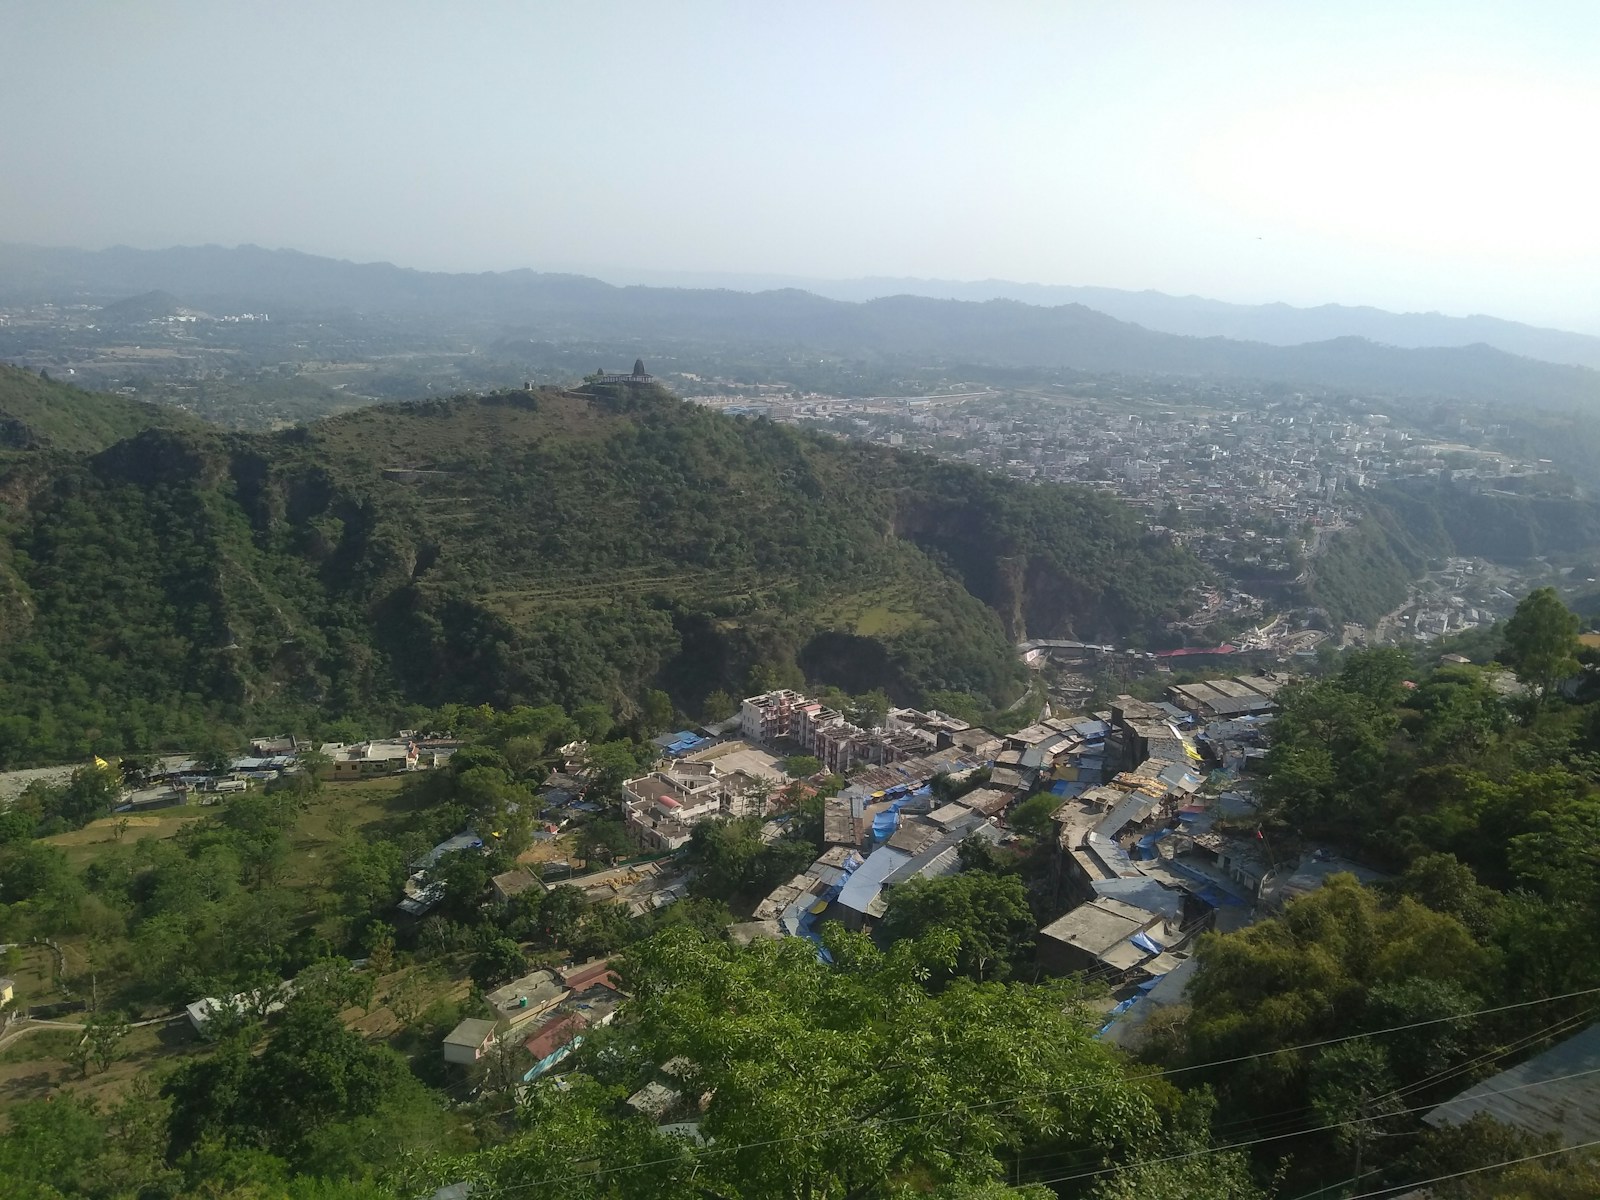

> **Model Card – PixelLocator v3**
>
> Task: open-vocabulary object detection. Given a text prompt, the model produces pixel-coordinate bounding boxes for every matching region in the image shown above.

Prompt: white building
[442,1017,498,1065]
[623,760,746,850]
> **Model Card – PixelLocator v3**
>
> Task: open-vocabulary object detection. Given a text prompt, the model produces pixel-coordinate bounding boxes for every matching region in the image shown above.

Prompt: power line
[1343,1136,1600,1199]
[1017,1063,1600,1191]
[1004,1004,1598,1179]
[465,983,1600,1199]
[1380,1006,1596,1106]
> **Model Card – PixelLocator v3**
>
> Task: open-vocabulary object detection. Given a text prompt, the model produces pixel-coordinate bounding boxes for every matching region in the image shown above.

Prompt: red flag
[1256,828,1264,840]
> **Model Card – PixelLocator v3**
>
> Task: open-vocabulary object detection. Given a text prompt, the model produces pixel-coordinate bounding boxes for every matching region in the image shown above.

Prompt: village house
[320,739,419,778]
[1424,1023,1600,1145]
[1035,895,1180,981]
[491,868,544,905]
[441,1018,498,1066]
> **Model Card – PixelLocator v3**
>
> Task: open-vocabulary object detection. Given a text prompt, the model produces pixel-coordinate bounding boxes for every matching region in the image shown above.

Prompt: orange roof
[561,960,622,992]
[523,1012,587,1060]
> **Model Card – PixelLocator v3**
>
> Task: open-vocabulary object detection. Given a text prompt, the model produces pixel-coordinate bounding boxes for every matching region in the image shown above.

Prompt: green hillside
[0,381,1197,765]
[1307,478,1600,624]
[0,361,205,452]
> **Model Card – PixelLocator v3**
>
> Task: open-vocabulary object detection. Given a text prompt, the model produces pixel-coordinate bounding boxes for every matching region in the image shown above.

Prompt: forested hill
[0,362,204,452]
[0,381,1196,765]
[1307,478,1600,625]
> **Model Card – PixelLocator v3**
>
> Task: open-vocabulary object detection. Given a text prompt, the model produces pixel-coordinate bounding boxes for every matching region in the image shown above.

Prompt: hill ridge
[0,380,1198,766]
[0,361,207,453]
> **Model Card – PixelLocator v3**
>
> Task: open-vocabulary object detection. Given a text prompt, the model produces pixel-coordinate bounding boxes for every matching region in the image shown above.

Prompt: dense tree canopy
[465,926,1165,1200]
[0,385,1196,766]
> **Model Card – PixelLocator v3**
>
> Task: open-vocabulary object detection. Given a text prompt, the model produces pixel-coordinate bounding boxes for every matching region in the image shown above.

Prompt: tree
[295,957,374,1014]
[85,1011,132,1074]
[685,817,761,900]
[293,747,330,795]
[433,852,491,923]
[0,1093,106,1196]
[1406,1115,1600,1199]
[1503,587,1580,702]
[1337,646,1412,706]
[1398,853,1500,937]
[573,902,637,959]
[783,754,821,778]
[742,774,775,818]
[575,818,631,868]
[335,838,407,917]
[164,996,420,1165]
[536,884,590,949]
[1183,875,1488,1122]
[389,970,427,1026]
[478,926,1160,1199]
[702,689,735,722]
[195,739,237,774]
[879,871,1035,981]
[1008,791,1061,839]
[1308,1039,1402,1182]
[471,937,527,989]
[572,703,615,742]
[848,688,890,729]
[584,740,650,800]
[1090,1153,1269,1200]
[640,688,675,735]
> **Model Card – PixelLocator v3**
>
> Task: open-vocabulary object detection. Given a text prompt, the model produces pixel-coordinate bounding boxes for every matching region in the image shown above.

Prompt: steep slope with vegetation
[0,362,204,452]
[0,381,1196,764]
[1306,478,1600,625]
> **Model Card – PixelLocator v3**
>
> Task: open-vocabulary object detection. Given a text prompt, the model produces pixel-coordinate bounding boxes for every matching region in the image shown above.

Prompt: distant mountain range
[576,267,1600,371]
[4,242,1600,411]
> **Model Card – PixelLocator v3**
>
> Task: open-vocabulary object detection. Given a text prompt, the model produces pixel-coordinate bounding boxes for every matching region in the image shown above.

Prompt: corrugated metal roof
[834,847,911,916]
[1424,1023,1600,1143]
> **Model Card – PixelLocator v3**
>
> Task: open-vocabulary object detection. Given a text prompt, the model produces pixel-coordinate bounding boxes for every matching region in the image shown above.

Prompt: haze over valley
[4,4,1600,1199]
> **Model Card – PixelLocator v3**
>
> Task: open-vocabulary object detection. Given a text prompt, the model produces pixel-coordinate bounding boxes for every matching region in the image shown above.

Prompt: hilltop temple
[592,359,654,385]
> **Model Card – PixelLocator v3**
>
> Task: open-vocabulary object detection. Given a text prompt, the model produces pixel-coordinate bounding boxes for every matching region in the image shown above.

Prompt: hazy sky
[4,1,1598,330]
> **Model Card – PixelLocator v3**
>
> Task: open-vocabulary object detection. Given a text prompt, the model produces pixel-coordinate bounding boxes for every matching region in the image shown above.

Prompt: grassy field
[0,1018,206,1112]
[819,583,926,638]
[281,775,420,891]
[42,807,211,870]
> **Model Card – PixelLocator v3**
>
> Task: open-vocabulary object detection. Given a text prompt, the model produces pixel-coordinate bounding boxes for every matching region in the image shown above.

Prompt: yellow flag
[93,755,112,771]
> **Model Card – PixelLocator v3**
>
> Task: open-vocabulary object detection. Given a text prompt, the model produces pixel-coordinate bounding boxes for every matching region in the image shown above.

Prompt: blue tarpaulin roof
[1130,930,1165,955]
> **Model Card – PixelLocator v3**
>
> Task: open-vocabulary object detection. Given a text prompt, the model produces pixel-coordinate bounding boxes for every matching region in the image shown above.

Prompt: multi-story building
[741,690,929,775]
[622,761,729,851]
[739,689,808,744]
[621,759,775,851]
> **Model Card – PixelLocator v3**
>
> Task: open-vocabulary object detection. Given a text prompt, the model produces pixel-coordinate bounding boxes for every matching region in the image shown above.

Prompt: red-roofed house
[561,959,622,993]
[522,1012,588,1079]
